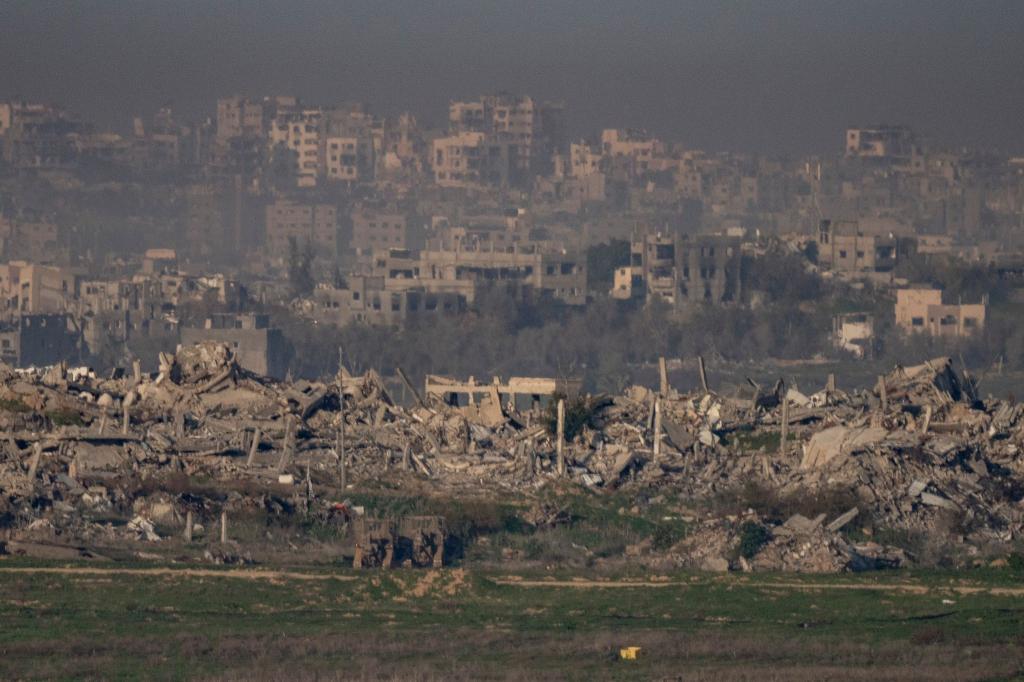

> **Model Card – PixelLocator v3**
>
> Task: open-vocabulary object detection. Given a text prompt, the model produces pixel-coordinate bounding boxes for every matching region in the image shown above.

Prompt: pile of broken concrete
[0,344,1021,572]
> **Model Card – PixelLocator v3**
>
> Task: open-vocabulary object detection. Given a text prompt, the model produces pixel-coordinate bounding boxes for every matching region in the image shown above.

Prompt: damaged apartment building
[0,313,79,367]
[815,219,909,283]
[611,231,742,307]
[432,94,564,189]
[303,229,586,327]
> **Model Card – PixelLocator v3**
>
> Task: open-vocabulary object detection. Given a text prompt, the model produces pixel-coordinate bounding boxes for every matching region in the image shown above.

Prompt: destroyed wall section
[180,323,287,379]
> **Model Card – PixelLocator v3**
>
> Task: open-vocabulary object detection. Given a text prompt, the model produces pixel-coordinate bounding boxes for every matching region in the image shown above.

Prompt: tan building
[816,220,898,274]
[265,200,337,259]
[568,142,602,178]
[614,233,742,306]
[140,248,178,276]
[414,241,586,306]
[350,210,412,253]
[845,125,915,159]
[0,103,11,137]
[131,106,186,168]
[307,277,465,327]
[0,262,77,314]
[431,131,510,188]
[915,235,954,255]
[269,108,323,187]
[601,129,661,167]
[1,101,82,167]
[448,93,562,180]
[325,136,360,182]
[610,266,644,301]
[77,278,174,352]
[217,96,265,141]
[379,112,425,176]
[350,239,587,307]
[216,96,299,142]
[895,288,985,338]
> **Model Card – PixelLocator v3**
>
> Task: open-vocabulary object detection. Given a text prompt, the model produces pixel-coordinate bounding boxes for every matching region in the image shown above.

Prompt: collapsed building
[1,342,1023,573]
[612,232,742,306]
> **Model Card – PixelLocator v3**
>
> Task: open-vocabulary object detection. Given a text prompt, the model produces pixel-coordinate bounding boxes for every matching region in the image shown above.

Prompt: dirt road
[490,576,1024,596]
[0,566,356,582]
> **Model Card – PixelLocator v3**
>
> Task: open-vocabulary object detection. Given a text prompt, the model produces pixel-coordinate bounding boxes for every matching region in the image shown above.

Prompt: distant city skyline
[1,0,1023,155]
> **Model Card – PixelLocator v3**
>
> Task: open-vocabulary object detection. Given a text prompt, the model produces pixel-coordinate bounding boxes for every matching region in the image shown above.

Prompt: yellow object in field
[619,647,642,660]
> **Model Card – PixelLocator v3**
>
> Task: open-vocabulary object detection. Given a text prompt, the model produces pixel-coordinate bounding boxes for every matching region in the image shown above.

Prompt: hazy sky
[1,0,1022,155]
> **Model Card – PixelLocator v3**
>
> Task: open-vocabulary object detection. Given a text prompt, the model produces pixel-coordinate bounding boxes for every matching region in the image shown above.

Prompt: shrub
[736,521,771,559]
[544,393,595,442]
[47,409,85,427]
[707,481,862,526]
[652,521,687,550]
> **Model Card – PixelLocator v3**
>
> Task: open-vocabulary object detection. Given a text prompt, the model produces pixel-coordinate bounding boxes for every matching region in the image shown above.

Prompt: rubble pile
[1,344,1023,572]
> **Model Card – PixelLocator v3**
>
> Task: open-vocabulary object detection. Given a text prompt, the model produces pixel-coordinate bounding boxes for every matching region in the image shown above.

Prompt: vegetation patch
[0,397,30,413]
[46,408,85,427]
[735,520,772,559]
[543,393,597,442]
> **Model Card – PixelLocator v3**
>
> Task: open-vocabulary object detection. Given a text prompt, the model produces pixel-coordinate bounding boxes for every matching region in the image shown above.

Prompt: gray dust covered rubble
[1,341,1023,573]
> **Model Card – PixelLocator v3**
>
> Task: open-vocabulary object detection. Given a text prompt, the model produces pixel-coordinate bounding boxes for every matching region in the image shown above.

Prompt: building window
[911,317,924,327]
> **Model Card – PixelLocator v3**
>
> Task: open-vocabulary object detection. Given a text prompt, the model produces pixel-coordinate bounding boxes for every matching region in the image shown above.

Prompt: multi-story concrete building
[612,233,742,307]
[265,200,337,260]
[77,278,174,352]
[216,96,297,142]
[816,220,899,275]
[845,125,916,160]
[217,96,266,141]
[447,94,564,183]
[322,105,378,181]
[379,112,426,176]
[307,277,465,327]
[350,209,414,253]
[325,136,361,182]
[601,129,660,161]
[266,103,378,185]
[344,236,587,308]
[213,96,297,169]
[0,101,83,168]
[0,313,79,368]
[131,106,189,168]
[567,142,602,178]
[0,262,77,314]
[431,131,511,188]
[895,288,985,338]
[269,108,323,187]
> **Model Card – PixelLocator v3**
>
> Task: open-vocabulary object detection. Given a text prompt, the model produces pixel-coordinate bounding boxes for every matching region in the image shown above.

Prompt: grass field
[1,559,1023,680]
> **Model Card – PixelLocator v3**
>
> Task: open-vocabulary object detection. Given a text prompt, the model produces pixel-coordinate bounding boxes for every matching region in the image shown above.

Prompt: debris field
[1,342,1022,573]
